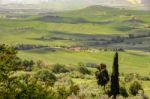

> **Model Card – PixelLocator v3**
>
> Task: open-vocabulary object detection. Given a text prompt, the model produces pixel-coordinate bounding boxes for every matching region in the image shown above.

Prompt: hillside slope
[0,5,150,51]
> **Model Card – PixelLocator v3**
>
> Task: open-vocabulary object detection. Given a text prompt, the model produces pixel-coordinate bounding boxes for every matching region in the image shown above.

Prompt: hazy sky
[0,0,149,7]
[0,0,145,4]
[0,0,149,4]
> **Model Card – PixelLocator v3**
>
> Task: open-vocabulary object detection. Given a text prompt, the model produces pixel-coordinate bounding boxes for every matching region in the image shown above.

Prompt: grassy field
[18,49,150,75]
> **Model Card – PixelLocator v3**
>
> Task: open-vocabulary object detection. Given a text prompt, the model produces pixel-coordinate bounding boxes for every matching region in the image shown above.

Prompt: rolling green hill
[0,5,149,66]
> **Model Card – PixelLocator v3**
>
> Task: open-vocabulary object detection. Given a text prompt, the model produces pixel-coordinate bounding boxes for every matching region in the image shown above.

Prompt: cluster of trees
[128,32,150,39]
[0,44,81,99]
[95,52,146,98]
[95,52,119,98]
[15,44,48,50]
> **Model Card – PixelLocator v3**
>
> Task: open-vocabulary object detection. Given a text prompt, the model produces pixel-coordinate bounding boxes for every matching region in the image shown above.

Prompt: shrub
[2,73,57,99]
[78,66,91,75]
[36,60,44,68]
[78,62,85,67]
[55,77,80,98]
[36,60,49,68]
[105,84,111,97]
[140,76,150,81]
[70,84,80,95]
[52,64,69,74]
[68,71,81,78]
[129,81,143,96]
[35,69,57,86]
[124,73,140,82]
[16,82,57,99]
[57,86,70,99]
[22,60,34,71]
[120,87,128,97]
[85,63,98,68]
[55,78,74,99]
[55,76,73,87]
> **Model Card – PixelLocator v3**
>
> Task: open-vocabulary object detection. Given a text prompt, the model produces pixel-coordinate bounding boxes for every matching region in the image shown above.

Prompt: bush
[56,86,70,99]
[129,81,143,96]
[78,66,91,75]
[36,60,44,68]
[70,84,80,95]
[85,63,98,68]
[52,64,69,74]
[55,76,73,87]
[35,69,57,86]
[120,87,128,97]
[1,73,57,99]
[140,76,150,81]
[78,62,85,67]
[55,77,73,99]
[124,73,140,82]
[22,60,34,71]
[16,82,57,99]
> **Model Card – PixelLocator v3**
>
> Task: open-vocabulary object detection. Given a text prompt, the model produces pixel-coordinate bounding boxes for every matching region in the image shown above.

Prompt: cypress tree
[111,52,119,98]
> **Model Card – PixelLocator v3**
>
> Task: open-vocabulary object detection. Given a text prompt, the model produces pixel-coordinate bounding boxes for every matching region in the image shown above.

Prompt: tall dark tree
[95,63,109,93]
[111,52,119,98]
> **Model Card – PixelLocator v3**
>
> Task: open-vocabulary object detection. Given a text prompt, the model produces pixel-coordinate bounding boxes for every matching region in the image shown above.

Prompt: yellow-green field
[18,49,150,75]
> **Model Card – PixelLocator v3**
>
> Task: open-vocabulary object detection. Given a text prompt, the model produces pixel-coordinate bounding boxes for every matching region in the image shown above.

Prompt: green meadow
[18,49,150,75]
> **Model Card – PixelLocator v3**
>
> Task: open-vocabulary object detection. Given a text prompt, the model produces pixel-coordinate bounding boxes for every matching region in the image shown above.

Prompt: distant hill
[0,0,150,11]
[33,5,150,51]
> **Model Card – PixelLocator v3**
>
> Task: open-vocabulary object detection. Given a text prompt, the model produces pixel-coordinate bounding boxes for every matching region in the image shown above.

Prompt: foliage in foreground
[0,44,149,99]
